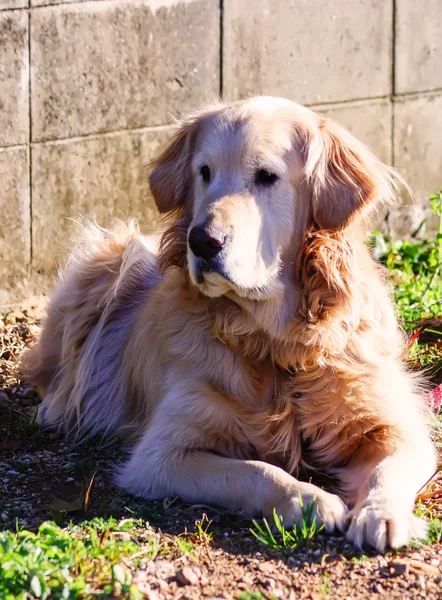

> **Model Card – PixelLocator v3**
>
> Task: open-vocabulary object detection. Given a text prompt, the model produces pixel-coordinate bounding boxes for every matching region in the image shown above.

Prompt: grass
[369,188,442,378]
[415,499,442,545]
[250,496,324,550]
[237,592,265,600]
[0,517,159,600]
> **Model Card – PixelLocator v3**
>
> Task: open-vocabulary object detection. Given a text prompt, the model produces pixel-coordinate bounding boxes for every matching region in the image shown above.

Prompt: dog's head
[149,97,399,300]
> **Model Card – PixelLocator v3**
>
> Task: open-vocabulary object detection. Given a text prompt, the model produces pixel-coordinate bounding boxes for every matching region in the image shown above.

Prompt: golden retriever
[22,96,436,551]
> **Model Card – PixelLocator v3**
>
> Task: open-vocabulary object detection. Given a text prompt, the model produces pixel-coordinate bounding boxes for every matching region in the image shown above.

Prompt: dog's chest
[208,354,302,466]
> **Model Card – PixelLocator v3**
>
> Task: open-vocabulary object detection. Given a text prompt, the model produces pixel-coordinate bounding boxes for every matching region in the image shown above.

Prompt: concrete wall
[1,0,441,303]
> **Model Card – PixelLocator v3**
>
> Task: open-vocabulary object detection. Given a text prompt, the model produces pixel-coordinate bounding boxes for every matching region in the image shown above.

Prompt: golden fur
[22,97,436,551]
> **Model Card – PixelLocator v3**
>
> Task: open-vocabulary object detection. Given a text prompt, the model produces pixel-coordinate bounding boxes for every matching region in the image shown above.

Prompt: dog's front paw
[345,499,428,551]
[271,487,348,533]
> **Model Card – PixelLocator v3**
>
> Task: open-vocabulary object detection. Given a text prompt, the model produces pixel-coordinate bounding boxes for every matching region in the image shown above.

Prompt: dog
[22,96,436,551]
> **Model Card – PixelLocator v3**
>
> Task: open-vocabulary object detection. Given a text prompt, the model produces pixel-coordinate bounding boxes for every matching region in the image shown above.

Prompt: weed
[0,518,158,599]
[194,513,213,544]
[319,571,329,598]
[414,499,442,545]
[237,592,265,600]
[369,189,442,379]
[174,536,195,554]
[250,494,324,550]
[350,555,370,564]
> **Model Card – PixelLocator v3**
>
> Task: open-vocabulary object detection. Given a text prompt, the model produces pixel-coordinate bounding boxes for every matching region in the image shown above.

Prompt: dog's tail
[21,219,159,440]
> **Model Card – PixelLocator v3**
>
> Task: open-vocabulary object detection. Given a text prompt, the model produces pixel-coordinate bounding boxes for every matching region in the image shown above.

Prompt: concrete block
[223,0,392,105]
[0,11,29,146]
[31,126,176,276]
[0,147,30,305]
[31,0,219,142]
[31,1,92,6]
[391,93,442,238]
[0,1,28,8]
[315,99,392,165]
[395,0,442,94]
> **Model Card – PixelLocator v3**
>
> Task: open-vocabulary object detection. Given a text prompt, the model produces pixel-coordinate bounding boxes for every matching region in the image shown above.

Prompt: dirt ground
[1,298,442,600]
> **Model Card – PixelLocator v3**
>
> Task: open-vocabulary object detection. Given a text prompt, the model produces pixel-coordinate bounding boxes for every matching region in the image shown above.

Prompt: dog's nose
[188,226,224,260]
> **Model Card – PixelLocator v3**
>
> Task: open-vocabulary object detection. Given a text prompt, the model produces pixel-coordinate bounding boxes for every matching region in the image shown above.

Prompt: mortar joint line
[28,6,33,266]
[219,0,224,100]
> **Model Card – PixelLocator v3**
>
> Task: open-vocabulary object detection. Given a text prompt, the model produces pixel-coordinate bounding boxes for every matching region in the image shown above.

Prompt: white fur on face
[186,105,297,300]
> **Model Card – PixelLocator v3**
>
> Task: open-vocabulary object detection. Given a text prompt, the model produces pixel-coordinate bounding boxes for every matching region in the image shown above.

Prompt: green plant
[174,536,195,554]
[370,189,442,321]
[319,572,329,598]
[369,189,442,378]
[237,592,265,600]
[414,498,442,545]
[0,518,158,600]
[250,494,324,550]
[193,513,213,544]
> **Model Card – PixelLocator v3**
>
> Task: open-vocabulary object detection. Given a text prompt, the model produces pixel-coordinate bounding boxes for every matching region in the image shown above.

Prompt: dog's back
[21,222,160,438]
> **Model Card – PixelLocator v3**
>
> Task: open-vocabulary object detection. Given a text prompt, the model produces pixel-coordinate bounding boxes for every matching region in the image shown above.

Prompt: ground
[1,294,442,600]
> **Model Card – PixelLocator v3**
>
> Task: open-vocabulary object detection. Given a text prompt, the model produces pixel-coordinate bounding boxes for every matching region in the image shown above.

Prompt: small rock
[262,578,276,590]
[258,562,274,574]
[176,566,199,586]
[387,560,408,577]
[373,583,384,595]
[410,552,422,560]
[156,579,169,592]
[112,532,131,541]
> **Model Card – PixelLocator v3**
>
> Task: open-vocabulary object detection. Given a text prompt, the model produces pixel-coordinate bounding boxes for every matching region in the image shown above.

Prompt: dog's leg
[116,404,347,531]
[118,448,347,531]
[327,374,438,554]
[341,437,436,551]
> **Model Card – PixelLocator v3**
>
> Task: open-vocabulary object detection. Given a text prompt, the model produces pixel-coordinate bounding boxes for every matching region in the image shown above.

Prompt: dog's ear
[149,107,219,214]
[305,118,400,230]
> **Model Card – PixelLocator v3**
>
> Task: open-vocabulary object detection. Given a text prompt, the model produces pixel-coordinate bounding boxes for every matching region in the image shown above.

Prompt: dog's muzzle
[188,226,231,284]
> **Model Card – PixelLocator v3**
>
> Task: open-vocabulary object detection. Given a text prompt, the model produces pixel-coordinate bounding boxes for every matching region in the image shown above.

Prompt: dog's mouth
[191,257,233,298]
[194,257,232,285]
[189,256,282,301]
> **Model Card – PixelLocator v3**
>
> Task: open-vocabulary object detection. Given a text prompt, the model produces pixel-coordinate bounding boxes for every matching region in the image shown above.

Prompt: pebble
[176,566,199,586]
[258,562,274,574]
[373,583,384,595]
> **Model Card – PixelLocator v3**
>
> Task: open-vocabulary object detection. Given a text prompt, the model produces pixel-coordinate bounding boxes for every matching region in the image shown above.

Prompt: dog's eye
[200,165,211,184]
[255,169,279,187]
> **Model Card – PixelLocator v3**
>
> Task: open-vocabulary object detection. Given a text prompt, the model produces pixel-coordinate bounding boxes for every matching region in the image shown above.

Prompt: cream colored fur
[22,97,437,552]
